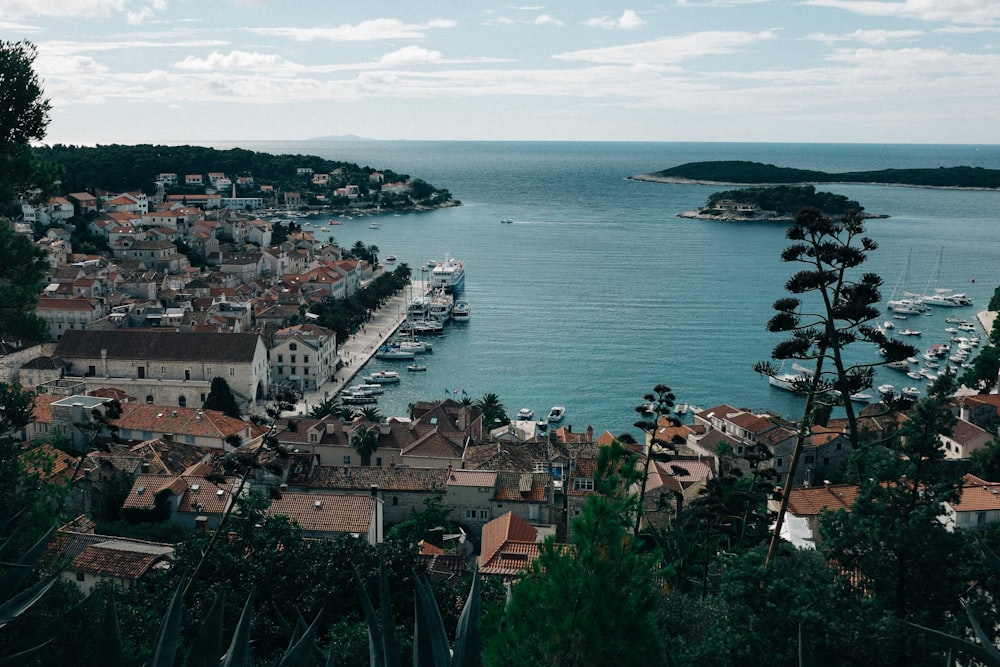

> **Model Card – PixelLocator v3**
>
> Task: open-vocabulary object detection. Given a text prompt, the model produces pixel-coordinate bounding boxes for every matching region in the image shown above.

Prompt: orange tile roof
[32,394,59,424]
[951,474,1000,512]
[72,541,173,580]
[447,470,497,487]
[786,484,859,517]
[268,493,376,535]
[113,404,250,440]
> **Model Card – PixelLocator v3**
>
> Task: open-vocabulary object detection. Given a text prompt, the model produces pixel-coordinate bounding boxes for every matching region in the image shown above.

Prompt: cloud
[173,50,289,71]
[377,46,443,67]
[0,0,128,18]
[249,18,457,42]
[803,0,1000,25]
[534,14,564,27]
[127,0,165,25]
[806,28,924,45]
[586,10,645,30]
[555,30,779,65]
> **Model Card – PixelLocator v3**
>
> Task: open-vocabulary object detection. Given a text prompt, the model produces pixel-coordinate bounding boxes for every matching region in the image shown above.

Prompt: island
[675,184,884,222]
[631,160,1000,190]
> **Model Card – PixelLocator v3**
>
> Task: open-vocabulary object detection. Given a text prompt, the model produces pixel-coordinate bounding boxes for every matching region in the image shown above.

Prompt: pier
[289,279,428,415]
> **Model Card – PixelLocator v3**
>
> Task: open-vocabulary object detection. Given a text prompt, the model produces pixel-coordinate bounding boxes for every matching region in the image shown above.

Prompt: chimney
[586,425,593,442]
[279,483,288,493]
[370,484,378,498]
[379,419,391,435]
[195,516,209,533]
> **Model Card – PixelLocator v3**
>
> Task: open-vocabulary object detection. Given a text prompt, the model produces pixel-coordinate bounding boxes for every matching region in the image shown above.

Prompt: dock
[290,279,428,414]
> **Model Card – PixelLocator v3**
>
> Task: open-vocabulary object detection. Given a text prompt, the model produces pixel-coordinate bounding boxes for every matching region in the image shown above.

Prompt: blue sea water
[214,141,1000,436]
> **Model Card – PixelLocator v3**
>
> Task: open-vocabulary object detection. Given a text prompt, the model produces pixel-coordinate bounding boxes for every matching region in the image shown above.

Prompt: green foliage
[0,41,55,210]
[0,223,49,346]
[473,393,507,430]
[655,160,1000,189]
[487,495,665,667]
[202,376,242,419]
[311,265,412,343]
[705,184,862,216]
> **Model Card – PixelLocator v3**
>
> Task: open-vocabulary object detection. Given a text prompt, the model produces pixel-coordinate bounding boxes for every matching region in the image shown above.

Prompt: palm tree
[350,424,380,466]
[366,243,379,265]
[308,396,339,419]
[359,405,382,424]
[474,392,508,429]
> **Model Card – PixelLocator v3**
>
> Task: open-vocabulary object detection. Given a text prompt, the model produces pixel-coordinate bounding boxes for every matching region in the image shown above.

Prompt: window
[88,365,96,376]
[184,369,191,380]
[573,478,595,492]
[277,355,283,363]
[186,435,195,444]
[309,433,318,443]
[479,487,491,493]
[465,509,477,519]
[836,441,842,450]
[178,396,186,407]
[76,572,85,582]
[146,395,154,404]
[161,366,166,373]
[776,457,783,468]
[805,455,814,464]
[303,368,309,376]
[206,367,212,375]
[277,367,283,375]
[392,496,398,506]
[343,455,351,465]
[533,462,546,473]
[479,509,490,519]
[229,367,235,376]
[291,355,297,363]
[303,355,309,363]
[375,457,382,466]
[289,343,297,350]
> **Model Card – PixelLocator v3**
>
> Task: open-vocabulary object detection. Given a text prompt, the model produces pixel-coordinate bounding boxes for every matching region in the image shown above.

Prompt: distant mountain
[305,134,374,142]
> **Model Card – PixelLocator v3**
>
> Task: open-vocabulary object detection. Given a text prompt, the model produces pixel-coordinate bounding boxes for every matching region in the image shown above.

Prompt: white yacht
[366,370,401,383]
[430,255,465,293]
[407,296,431,319]
[517,408,534,421]
[452,299,471,322]
[547,406,566,423]
[428,291,454,321]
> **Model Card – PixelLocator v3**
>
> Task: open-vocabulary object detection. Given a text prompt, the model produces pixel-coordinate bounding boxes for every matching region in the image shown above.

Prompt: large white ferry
[430,256,465,293]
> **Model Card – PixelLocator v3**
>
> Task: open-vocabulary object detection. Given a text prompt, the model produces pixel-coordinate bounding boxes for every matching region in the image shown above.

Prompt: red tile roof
[269,493,376,535]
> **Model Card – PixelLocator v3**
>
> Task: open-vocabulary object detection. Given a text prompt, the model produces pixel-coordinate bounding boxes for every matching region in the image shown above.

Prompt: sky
[3,1,1000,145]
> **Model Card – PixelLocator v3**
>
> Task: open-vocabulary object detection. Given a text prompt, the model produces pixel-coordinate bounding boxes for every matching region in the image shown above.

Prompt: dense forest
[648,160,1000,189]
[704,184,862,216]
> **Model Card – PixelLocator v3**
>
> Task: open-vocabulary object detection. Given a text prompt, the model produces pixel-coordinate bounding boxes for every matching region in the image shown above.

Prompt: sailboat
[887,251,925,314]
[920,248,974,307]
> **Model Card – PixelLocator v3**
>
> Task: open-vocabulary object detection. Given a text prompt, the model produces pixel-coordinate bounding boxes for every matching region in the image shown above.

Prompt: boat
[769,363,811,392]
[430,255,466,293]
[341,391,378,405]
[517,408,535,421]
[452,299,471,322]
[958,322,977,332]
[887,251,925,314]
[877,383,896,395]
[366,370,401,383]
[674,403,689,415]
[428,291,454,321]
[375,346,415,360]
[349,383,383,395]
[501,218,513,224]
[906,371,921,380]
[412,319,444,335]
[898,329,921,336]
[886,360,910,370]
[407,295,431,319]
[883,320,895,330]
[849,392,873,403]
[395,339,432,354]
[385,255,396,263]
[328,219,342,225]
[407,364,427,372]
[920,249,974,307]
[547,406,566,423]
[902,386,921,398]
[369,222,381,229]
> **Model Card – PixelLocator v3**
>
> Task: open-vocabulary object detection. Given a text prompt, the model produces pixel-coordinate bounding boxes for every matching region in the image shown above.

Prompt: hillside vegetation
[649,160,1000,189]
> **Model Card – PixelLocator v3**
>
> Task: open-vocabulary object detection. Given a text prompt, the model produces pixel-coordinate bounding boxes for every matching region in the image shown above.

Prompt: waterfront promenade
[290,279,426,415]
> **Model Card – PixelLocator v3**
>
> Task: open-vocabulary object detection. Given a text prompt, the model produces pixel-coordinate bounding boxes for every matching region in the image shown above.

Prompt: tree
[754,206,916,565]
[487,492,666,666]
[819,380,973,666]
[350,424,380,466]
[0,41,55,210]
[474,392,507,430]
[632,384,682,537]
[0,222,49,349]
[201,377,242,418]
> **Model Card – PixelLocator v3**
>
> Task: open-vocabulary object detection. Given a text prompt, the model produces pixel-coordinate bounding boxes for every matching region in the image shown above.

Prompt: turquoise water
[216,141,1000,436]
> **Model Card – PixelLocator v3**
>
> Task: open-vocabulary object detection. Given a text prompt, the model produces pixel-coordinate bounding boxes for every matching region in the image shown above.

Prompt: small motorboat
[517,408,534,421]
[385,255,397,263]
[366,370,401,383]
[407,364,427,372]
[547,406,566,423]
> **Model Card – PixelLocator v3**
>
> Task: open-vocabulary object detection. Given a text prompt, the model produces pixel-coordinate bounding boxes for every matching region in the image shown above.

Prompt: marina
[254,140,1000,434]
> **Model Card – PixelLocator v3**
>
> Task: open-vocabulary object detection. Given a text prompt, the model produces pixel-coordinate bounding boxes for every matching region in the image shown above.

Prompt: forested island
[32,143,457,212]
[633,160,1000,189]
[678,184,877,221]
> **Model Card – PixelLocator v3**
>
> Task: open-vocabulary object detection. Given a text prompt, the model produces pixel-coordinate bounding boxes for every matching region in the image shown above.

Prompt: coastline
[628,173,1000,192]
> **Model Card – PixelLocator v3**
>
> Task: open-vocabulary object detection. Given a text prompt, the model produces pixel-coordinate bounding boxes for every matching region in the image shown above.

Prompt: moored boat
[366,370,401,383]
[517,408,534,421]
[375,345,415,360]
[547,406,566,423]
[452,299,471,322]
[430,255,465,294]
[407,364,427,372]
[342,391,378,405]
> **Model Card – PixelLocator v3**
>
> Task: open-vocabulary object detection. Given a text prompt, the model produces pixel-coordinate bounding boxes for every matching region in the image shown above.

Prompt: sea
[209,140,1000,437]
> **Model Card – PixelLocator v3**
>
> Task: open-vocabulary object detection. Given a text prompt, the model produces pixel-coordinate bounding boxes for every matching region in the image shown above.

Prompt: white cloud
[803,0,1000,25]
[36,53,110,76]
[534,14,564,27]
[586,9,645,30]
[377,46,443,67]
[0,0,127,18]
[249,18,457,42]
[807,28,924,45]
[173,50,288,71]
[555,30,779,65]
